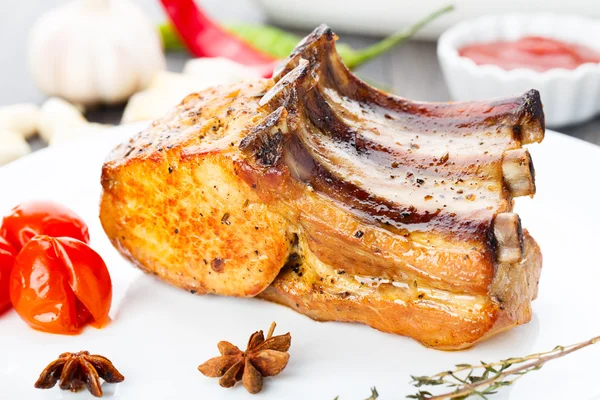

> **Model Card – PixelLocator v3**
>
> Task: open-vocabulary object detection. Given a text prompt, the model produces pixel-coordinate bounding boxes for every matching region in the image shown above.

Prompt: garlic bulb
[28,0,165,106]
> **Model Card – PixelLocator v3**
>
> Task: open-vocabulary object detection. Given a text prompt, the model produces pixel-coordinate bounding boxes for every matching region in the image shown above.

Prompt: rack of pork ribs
[100,25,544,350]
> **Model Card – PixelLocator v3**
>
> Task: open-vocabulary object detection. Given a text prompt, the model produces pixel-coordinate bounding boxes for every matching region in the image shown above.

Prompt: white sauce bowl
[437,13,600,128]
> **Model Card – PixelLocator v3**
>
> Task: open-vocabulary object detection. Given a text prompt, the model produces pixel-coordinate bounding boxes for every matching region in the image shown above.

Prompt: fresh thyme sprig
[407,334,600,399]
[334,387,379,400]
[333,335,600,400]
[365,387,379,400]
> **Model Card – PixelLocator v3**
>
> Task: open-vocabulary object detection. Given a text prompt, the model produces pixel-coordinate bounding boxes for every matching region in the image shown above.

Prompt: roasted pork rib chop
[100,26,543,350]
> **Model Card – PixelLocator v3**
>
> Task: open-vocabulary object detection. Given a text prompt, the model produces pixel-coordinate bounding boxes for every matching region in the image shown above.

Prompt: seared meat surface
[100,26,543,349]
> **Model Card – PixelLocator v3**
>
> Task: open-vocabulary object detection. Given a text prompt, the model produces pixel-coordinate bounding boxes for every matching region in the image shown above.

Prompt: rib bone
[502,149,536,197]
[494,213,524,263]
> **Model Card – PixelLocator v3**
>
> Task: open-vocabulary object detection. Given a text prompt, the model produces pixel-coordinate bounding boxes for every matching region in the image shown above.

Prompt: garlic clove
[122,74,204,124]
[122,59,262,124]
[0,103,40,139]
[183,57,262,83]
[122,88,179,124]
[0,130,32,165]
[123,68,261,124]
[148,71,212,94]
[38,97,87,143]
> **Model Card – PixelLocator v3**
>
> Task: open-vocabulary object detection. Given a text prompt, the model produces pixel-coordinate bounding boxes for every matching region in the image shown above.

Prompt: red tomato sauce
[459,36,600,72]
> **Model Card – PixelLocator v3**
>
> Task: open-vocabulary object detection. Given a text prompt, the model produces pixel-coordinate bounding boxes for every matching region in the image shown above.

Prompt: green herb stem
[341,4,454,69]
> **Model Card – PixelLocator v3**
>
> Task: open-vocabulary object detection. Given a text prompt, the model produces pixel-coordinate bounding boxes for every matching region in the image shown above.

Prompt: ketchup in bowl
[459,36,600,72]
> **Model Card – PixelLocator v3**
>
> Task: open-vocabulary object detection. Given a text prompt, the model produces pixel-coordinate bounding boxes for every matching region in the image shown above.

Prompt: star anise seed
[218,341,241,356]
[35,351,124,398]
[243,357,263,394]
[198,322,292,394]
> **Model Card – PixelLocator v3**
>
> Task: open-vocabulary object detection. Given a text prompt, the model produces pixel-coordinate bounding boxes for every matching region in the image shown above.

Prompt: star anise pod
[34,351,125,398]
[198,321,291,394]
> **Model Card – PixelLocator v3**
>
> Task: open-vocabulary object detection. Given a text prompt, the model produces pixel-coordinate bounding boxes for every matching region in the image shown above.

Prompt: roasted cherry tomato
[0,201,90,251]
[0,236,17,313]
[10,235,112,334]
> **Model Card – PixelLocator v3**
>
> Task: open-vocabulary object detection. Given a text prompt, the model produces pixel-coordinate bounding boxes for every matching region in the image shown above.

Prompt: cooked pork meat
[100,25,543,350]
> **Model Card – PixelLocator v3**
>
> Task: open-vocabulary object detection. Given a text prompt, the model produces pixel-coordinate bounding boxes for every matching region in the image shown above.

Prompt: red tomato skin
[10,235,112,334]
[0,201,90,251]
[0,236,17,313]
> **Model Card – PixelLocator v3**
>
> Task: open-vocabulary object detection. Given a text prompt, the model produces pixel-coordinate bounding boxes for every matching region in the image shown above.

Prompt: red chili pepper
[160,0,279,77]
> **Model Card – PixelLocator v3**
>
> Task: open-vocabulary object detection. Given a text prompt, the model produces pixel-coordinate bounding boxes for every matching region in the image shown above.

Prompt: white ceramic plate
[2,124,600,399]
[256,0,600,38]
